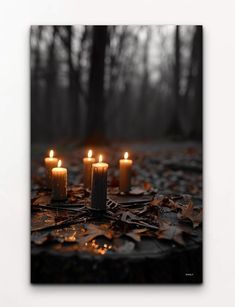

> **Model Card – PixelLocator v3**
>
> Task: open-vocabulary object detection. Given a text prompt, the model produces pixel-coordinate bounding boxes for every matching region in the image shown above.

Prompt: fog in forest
[30,25,202,145]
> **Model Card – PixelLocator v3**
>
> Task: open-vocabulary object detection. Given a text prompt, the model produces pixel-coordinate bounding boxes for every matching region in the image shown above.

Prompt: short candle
[119,152,133,193]
[91,155,108,211]
[83,149,96,189]
[44,149,58,188]
[51,160,67,201]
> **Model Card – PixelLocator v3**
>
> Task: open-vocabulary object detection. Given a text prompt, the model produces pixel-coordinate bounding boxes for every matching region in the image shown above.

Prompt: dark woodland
[31,25,202,145]
[31,25,203,283]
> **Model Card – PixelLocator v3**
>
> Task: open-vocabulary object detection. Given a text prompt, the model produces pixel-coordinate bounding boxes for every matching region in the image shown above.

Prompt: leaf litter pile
[31,142,202,256]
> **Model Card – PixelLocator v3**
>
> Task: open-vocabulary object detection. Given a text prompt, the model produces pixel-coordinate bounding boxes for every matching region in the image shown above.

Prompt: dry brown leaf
[33,194,51,206]
[150,196,181,212]
[31,231,51,245]
[129,187,145,195]
[78,224,113,245]
[177,202,202,228]
[125,228,148,242]
[157,221,191,245]
[150,198,162,206]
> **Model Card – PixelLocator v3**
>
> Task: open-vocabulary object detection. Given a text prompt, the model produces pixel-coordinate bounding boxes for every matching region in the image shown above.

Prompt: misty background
[30,25,202,145]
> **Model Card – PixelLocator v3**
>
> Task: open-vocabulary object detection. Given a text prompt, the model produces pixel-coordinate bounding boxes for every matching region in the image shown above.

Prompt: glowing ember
[83,239,112,255]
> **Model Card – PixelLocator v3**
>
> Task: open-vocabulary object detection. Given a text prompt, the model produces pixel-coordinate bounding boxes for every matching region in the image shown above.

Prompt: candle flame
[58,160,62,167]
[99,155,103,163]
[49,149,54,158]
[124,152,129,159]
[88,149,92,158]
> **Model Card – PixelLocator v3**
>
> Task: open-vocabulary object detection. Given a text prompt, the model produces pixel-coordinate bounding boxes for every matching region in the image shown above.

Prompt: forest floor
[31,140,202,198]
[31,141,202,283]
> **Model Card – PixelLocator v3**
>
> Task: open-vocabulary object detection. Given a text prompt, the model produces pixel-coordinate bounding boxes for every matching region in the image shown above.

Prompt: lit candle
[83,149,96,189]
[51,160,67,201]
[91,155,108,211]
[119,152,133,193]
[44,149,58,188]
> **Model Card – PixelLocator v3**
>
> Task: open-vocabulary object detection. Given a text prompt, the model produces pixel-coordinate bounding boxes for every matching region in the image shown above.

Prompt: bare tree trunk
[138,28,151,139]
[66,26,79,138]
[31,26,42,142]
[44,26,57,142]
[85,26,108,145]
[181,26,203,139]
[58,26,88,140]
[168,25,181,137]
[191,26,203,139]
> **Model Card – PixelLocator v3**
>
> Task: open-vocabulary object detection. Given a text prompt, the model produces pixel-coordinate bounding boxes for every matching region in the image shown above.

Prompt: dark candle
[91,155,108,211]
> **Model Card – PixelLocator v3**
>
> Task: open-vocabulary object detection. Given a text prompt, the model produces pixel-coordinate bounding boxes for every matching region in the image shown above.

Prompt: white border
[0,0,235,306]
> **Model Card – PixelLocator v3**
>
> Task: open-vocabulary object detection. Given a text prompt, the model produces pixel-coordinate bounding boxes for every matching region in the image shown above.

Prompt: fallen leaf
[31,231,51,245]
[33,194,51,206]
[157,221,191,245]
[129,187,145,195]
[177,202,202,228]
[150,196,181,212]
[150,198,162,206]
[188,185,199,194]
[78,224,113,245]
[190,210,202,228]
[125,228,148,242]
[51,225,83,243]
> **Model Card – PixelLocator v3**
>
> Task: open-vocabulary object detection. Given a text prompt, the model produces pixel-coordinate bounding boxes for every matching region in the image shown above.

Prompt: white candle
[44,149,58,188]
[119,152,133,193]
[51,160,67,201]
[83,149,96,189]
[91,155,108,211]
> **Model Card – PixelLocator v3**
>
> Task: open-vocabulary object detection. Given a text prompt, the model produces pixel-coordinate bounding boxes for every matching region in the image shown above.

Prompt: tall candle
[83,149,96,189]
[91,155,108,211]
[119,152,133,193]
[44,149,58,188]
[51,160,67,201]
